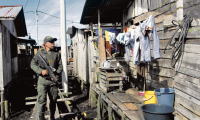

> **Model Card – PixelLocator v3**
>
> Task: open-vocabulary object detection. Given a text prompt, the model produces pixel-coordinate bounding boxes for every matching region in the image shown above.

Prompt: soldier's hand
[51,78,54,82]
[42,70,48,75]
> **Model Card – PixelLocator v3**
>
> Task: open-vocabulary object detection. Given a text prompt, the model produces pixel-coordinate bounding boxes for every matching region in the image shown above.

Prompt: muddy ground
[9,79,97,120]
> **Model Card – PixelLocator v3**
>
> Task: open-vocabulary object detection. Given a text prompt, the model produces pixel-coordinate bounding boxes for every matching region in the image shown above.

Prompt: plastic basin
[141,104,175,120]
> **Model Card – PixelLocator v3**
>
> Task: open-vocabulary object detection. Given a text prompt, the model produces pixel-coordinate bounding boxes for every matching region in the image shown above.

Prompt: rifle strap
[41,49,48,63]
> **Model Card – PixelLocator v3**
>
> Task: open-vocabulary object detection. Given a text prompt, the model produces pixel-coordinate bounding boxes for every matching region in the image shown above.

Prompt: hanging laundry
[108,32,116,44]
[116,33,125,44]
[131,27,141,65]
[122,15,161,64]
[125,45,130,61]
[124,32,131,61]
[139,15,161,62]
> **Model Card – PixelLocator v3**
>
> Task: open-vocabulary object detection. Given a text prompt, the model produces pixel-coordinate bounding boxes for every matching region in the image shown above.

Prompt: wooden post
[108,104,112,120]
[98,9,100,30]
[98,28,106,67]
[81,79,84,90]
[97,94,102,120]
[101,98,104,119]
[4,101,8,119]
[122,12,125,33]
[90,22,93,38]
[114,22,116,29]
[1,90,4,120]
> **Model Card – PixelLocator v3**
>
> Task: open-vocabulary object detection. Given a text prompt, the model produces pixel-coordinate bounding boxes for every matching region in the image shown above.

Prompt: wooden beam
[86,7,123,10]
[122,12,125,33]
[26,101,36,105]
[98,28,106,67]
[98,9,100,30]
[85,16,119,18]
[57,97,74,102]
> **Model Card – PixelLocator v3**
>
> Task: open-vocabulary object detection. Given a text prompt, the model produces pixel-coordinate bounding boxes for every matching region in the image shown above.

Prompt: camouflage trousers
[37,83,58,114]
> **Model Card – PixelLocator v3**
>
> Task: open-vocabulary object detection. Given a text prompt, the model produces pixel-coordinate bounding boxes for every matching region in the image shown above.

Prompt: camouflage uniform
[31,48,63,119]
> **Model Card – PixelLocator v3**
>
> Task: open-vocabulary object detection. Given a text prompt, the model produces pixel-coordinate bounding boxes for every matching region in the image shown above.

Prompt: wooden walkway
[91,84,145,120]
[28,89,75,120]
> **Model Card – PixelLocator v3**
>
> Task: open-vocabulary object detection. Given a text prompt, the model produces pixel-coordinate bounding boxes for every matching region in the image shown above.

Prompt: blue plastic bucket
[154,88,175,107]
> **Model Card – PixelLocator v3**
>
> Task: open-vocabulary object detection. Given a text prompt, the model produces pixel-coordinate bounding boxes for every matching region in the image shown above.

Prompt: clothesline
[105,15,162,65]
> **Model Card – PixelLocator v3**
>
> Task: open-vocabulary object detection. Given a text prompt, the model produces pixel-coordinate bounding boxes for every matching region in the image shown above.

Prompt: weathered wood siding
[1,20,17,37]
[124,0,180,90]
[124,0,200,119]
[173,0,200,119]
[73,29,89,83]
[0,23,18,88]
[88,36,98,85]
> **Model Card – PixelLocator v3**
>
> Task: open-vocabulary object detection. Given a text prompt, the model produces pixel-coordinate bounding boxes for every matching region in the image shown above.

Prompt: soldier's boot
[39,113,45,120]
[50,111,55,120]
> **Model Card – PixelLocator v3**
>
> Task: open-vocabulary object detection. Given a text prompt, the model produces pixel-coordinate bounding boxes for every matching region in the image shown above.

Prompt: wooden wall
[123,0,200,119]
[124,0,179,91]
[0,23,19,88]
[73,29,89,83]
[173,0,200,119]
[88,36,98,85]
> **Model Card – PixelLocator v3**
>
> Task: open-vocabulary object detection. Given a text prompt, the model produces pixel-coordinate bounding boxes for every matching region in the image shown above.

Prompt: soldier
[31,36,63,120]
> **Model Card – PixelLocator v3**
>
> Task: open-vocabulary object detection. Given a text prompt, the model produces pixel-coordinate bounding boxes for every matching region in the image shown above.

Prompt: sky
[0,0,86,46]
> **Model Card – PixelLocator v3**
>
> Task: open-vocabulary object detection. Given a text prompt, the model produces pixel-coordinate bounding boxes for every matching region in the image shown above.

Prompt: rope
[164,14,193,67]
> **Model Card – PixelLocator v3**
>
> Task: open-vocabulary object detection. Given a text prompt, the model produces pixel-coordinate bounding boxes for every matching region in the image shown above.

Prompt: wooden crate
[99,67,123,92]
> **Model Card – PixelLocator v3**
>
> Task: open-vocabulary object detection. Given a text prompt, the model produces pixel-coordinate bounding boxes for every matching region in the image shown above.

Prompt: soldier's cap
[44,36,57,43]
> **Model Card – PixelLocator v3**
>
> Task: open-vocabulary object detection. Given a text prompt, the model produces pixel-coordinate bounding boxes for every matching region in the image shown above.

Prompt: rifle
[34,54,59,82]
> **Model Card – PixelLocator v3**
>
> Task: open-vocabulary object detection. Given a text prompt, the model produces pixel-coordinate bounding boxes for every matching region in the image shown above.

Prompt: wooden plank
[124,103,138,111]
[106,93,129,111]
[54,103,60,120]
[175,102,200,120]
[30,102,38,120]
[176,94,200,117]
[91,67,100,72]
[147,65,175,77]
[149,58,173,68]
[184,0,200,9]
[174,111,189,120]
[184,44,200,54]
[175,89,200,106]
[176,66,200,79]
[26,96,37,100]
[26,101,36,105]
[133,2,172,24]
[57,97,74,102]
[100,74,122,81]
[146,76,174,88]
[115,93,142,104]
[174,76,200,92]
[175,73,200,85]
[146,79,170,89]
[123,110,144,120]
[155,49,174,59]
[176,52,200,72]
[174,82,200,100]
[98,28,106,67]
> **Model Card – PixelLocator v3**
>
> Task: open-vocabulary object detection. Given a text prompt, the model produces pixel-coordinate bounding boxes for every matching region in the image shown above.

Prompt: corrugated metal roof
[0,5,22,20]
[80,0,133,24]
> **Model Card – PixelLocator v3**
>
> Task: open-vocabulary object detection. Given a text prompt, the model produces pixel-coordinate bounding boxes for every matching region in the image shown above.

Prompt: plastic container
[154,88,175,107]
[144,91,157,104]
[141,104,175,120]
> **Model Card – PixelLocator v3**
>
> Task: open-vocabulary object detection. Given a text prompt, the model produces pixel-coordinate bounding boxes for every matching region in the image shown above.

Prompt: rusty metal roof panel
[0,5,22,19]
